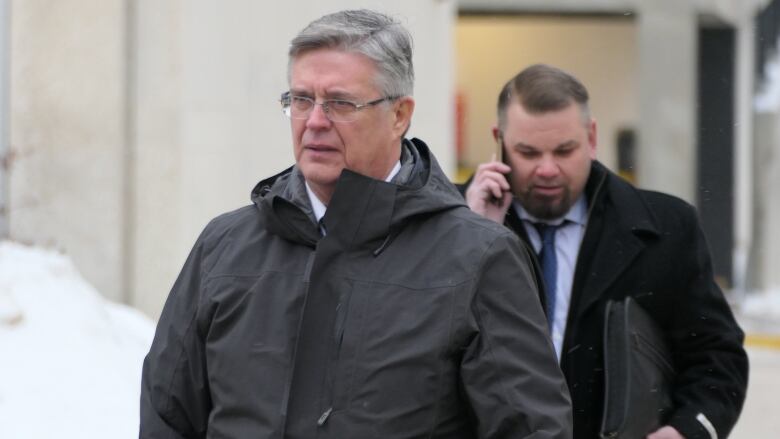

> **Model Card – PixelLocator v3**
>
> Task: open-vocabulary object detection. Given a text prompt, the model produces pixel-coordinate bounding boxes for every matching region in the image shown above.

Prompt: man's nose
[536,156,559,178]
[305,102,332,129]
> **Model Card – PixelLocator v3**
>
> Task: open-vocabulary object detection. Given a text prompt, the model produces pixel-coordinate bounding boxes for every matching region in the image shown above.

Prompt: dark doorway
[697,26,735,288]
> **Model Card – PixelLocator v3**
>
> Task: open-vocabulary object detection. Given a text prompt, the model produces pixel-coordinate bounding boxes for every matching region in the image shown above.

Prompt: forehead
[503,102,586,141]
[289,48,379,95]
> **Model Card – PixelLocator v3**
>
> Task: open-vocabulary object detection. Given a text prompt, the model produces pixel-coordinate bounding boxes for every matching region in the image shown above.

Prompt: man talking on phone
[463,64,747,439]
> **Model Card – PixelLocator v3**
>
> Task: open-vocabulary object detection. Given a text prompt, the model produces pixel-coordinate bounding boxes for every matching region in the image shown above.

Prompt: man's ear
[392,96,415,137]
[587,118,598,160]
[491,125,500,143]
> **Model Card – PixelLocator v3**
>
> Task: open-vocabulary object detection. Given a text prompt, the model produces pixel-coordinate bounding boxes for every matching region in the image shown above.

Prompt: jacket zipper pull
[317,407,333,426]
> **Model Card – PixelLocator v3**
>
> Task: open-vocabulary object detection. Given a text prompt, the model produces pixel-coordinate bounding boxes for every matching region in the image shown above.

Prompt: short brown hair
[497,64,590,130]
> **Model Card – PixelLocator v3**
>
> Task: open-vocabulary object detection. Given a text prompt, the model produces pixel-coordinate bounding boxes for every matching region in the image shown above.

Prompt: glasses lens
[326,100,359,122]
[280,93,388,122]
[289,96,314,119]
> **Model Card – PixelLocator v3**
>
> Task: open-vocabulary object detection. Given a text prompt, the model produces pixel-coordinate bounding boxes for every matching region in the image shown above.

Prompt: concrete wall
[751,111,780,291]
[10,0,130,302]
[7,0,779,316]
[457,0,776,293]
[132,1,455,318]
[635,1,698,203]
[7,1,456,318]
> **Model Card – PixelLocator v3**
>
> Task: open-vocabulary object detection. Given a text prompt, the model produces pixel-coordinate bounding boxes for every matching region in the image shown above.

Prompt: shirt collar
[514,194,588,227]
[305,160,402,223]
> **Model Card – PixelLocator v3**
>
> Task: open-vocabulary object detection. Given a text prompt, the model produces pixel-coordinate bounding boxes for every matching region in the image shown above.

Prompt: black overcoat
[502,162,748,439]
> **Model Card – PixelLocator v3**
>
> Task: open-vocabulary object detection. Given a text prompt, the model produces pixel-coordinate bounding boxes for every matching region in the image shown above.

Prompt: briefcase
[600,297,675,439]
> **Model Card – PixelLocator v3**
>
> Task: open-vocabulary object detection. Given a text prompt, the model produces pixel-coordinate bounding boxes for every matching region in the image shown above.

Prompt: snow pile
[755,37,780,113]
[0,241,155,439]
[738,289,780,335]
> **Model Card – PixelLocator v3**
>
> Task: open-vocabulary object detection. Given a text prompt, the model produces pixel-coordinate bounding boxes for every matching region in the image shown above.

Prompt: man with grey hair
[140,10,572,439]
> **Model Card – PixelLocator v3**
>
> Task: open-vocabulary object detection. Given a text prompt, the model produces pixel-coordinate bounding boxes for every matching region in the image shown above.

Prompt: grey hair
[288,9,414,97]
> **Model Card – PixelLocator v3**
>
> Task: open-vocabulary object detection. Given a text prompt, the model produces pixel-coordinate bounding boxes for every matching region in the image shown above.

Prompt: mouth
[302,144,341,160]
[532,185,564,197]
[305,144,339,152]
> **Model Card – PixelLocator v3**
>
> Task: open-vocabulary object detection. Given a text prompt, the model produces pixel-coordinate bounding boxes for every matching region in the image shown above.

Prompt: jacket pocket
[335,280,459,433]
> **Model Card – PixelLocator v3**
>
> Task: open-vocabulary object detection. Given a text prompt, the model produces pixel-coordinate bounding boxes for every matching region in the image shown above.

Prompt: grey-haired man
[140,10,572,439]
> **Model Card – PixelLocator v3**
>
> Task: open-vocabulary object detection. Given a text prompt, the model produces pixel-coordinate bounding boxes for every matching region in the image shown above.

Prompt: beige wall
[456,15,638,173]
[132,1,455,318]
[7,0,780,315]
[751,111,780,291]
[10,0,130,302]
[8,1,456,318]
[636,1,697,203]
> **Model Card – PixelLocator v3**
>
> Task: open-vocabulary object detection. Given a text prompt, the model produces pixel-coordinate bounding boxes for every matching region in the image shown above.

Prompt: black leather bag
[600,297,675,439]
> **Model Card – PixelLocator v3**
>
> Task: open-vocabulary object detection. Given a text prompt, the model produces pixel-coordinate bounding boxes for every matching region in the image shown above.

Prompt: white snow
[755,37,780,113]
[737,288,780,336]
[0,241,155,439]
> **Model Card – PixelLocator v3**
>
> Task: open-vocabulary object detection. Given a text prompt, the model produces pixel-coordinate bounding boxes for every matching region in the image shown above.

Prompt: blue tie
[534,223,558,330]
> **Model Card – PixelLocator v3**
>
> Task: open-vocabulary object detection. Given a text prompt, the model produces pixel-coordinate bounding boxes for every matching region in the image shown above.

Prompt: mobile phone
[491,137,507,205]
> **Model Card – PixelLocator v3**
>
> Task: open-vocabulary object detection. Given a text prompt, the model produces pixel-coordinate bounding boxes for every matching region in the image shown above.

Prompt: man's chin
[524,198,569,220]
[299,163,342,187]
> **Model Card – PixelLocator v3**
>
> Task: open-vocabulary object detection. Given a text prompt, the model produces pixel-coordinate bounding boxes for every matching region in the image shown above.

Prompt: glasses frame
[280,91,399,123]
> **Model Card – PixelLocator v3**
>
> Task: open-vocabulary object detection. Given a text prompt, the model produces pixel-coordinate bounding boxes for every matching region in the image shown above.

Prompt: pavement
[729,311,780,439]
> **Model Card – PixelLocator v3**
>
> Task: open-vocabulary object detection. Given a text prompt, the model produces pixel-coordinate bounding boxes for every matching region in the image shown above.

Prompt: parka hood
[251,138,466,252]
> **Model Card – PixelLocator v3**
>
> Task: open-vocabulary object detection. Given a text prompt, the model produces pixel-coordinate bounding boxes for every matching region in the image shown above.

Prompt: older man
[140,10,572,439]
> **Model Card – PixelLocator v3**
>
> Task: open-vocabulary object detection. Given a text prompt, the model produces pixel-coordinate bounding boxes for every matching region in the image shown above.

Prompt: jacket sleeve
[139,236,212,439]
[665,204,749,439]
[460,232,573,439]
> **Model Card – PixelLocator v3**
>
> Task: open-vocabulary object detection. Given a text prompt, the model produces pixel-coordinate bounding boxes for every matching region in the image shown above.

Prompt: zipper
[317,407,333,426]
[280,250,317,437]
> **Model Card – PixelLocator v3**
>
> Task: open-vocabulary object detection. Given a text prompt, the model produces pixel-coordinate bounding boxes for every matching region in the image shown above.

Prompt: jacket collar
[252,138,465,253]
[584,161,659,237]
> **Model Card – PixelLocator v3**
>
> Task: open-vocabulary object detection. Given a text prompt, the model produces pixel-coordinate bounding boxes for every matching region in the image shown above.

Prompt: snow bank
[755,37,780,113]
[738,288,780,336]
[0,241,155,439]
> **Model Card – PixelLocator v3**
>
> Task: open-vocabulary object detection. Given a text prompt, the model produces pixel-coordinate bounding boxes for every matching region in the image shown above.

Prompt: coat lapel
[567,163,660,327]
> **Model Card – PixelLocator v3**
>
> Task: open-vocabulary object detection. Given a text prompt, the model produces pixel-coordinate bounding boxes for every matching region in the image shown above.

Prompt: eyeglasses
[280,91,399,123]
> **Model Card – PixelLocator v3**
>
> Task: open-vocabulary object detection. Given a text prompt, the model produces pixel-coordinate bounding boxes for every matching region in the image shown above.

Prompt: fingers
[474,167,510,198]
[476,160,511,175]
[646,426,684,439]
[466,160,512,203]
[481,177,507,200]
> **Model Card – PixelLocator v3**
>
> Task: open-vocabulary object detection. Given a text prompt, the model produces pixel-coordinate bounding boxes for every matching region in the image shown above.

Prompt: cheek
[292,129,304,159]
[506,162,531,190]
[342,125,373,157]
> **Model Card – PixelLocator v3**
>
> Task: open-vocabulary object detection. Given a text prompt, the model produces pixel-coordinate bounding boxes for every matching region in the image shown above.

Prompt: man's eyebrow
[512,141,538,150]
[511,140,578,150]
[556,140,579,149]
[288,88,311,96]
[323,91,357,100]
[288,88,357,100]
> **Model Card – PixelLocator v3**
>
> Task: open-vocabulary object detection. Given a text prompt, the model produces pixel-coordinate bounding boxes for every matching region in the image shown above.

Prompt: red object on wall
[455,90,467,164]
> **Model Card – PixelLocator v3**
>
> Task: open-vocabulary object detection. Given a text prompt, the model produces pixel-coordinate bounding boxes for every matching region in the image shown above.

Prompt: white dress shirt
[515,196,587,360]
